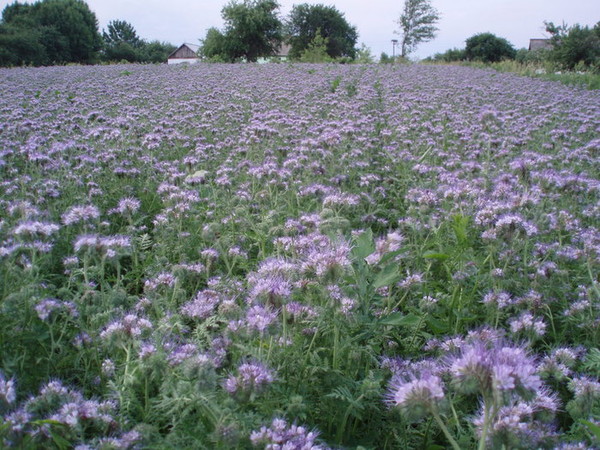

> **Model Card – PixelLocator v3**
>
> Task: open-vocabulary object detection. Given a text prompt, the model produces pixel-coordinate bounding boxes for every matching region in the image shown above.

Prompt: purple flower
[201,248,219,260]
[143,272,177,291]
[111,197,141,216]
[301,239,351,278]
[0,371,16,406]
[180,289,221,320]
[397,271,424,289]
[224,360,274,398]
[448,339,541,396]
[365,231,404,265]
[61,204,100,225]
[508,312,546,337]
[568,376,600,399]
[34,298,78,321]
[482,291,513,309]
[73,233,131,255]
[13,220,59,237]
[249,275,292,303]
[472,398,557,449]
[322,192,360,207]
[386,369,445,419]
[250,418,326,449]
[245,304,278,334]
[100,313,152,341]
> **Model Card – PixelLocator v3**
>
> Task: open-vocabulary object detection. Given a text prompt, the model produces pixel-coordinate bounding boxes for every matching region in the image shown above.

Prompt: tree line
[426,23,600,73]
[0,0,175,67]
[200,0,440,63]
[199,1,359,63]
[0,0,443,66]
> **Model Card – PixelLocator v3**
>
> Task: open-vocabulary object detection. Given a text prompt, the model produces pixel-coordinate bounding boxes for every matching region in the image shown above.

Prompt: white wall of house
[168,58,200,65]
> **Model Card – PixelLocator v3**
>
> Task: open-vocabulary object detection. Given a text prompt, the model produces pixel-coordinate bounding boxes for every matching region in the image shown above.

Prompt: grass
[435,59,600,90]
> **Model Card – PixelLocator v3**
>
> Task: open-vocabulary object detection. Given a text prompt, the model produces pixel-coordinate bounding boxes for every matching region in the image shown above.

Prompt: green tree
[299,29,331,63]
[465,32,516,63]
[222,0,282,62]
[354,43,374,64]
[199,27,228,61]
[379,52,393,64]
[287,4,358,60]
[139,40,176,63]
[0,0,101,65]
[104,41,138,62]
[545,21,600,71]
[395,0,439,58]
[427,47,465,62]
[0,23,47,66]
[103,20,141,48]
[33,0,102,63]
[102,20,142,62]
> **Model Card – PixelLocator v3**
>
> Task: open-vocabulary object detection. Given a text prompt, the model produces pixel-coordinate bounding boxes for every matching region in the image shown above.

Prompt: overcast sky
[1,0,598,59]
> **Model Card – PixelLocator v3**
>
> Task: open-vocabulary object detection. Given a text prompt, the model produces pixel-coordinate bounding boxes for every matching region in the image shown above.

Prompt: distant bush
[426,47,465,62]
[354,43,374,64]
[379,52,393,64]
[299,29,332,63]
[379,52,407,64]
[465,32,516,63]
[515,47,550,65]
[545,21,600,72]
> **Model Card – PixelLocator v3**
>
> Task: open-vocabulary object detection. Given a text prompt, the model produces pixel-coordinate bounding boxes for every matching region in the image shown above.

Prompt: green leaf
[32,419,65,426]
[425,316,449,334]
[580,419,600,441]
[353,228,375,259]
[423,251,450,260]
[379,312,421,327]
[451,213,470,246]
[580,348,600,376]
[373,263,400,289]
[50,433,71,450]
[379,248,405,265]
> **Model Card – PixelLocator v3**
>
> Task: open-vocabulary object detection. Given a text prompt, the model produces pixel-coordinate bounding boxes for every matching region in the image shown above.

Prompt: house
[257,43,292,64]
[167,43,201,64]
[528,39,552,51]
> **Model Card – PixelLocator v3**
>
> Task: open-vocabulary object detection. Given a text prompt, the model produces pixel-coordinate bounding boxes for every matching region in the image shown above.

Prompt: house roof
[528,39,552,51]
[167,43,201,59]
[277,43,291,57]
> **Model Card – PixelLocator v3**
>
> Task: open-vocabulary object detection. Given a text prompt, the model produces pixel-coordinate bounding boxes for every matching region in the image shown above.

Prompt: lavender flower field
[0,63,599,449]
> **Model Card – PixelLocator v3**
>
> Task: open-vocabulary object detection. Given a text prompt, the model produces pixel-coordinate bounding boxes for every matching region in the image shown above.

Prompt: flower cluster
[250,418,326,449]
[1,379,136,448]
[34,298,78,321]
[224,360,275,400]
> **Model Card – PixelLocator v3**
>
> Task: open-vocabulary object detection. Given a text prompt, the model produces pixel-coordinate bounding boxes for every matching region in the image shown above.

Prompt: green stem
[390,290,410,314]
[477,402,492,450]
[431,409,461,450]
[408,313,426,350]
[587,257,600,299]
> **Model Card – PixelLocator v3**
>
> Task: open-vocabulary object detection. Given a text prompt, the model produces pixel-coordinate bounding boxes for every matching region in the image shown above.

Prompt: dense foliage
[395,0,439,57]
[101,20,175,64]
[0,0,102,66]
[0,63,599,448]
[200,0,282,63]
[286,4,358,60]
[102,20,141,63]
[427,21,599,78]
[0,1,175,66]
[465,32,517,63]
[545,21,600,71]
